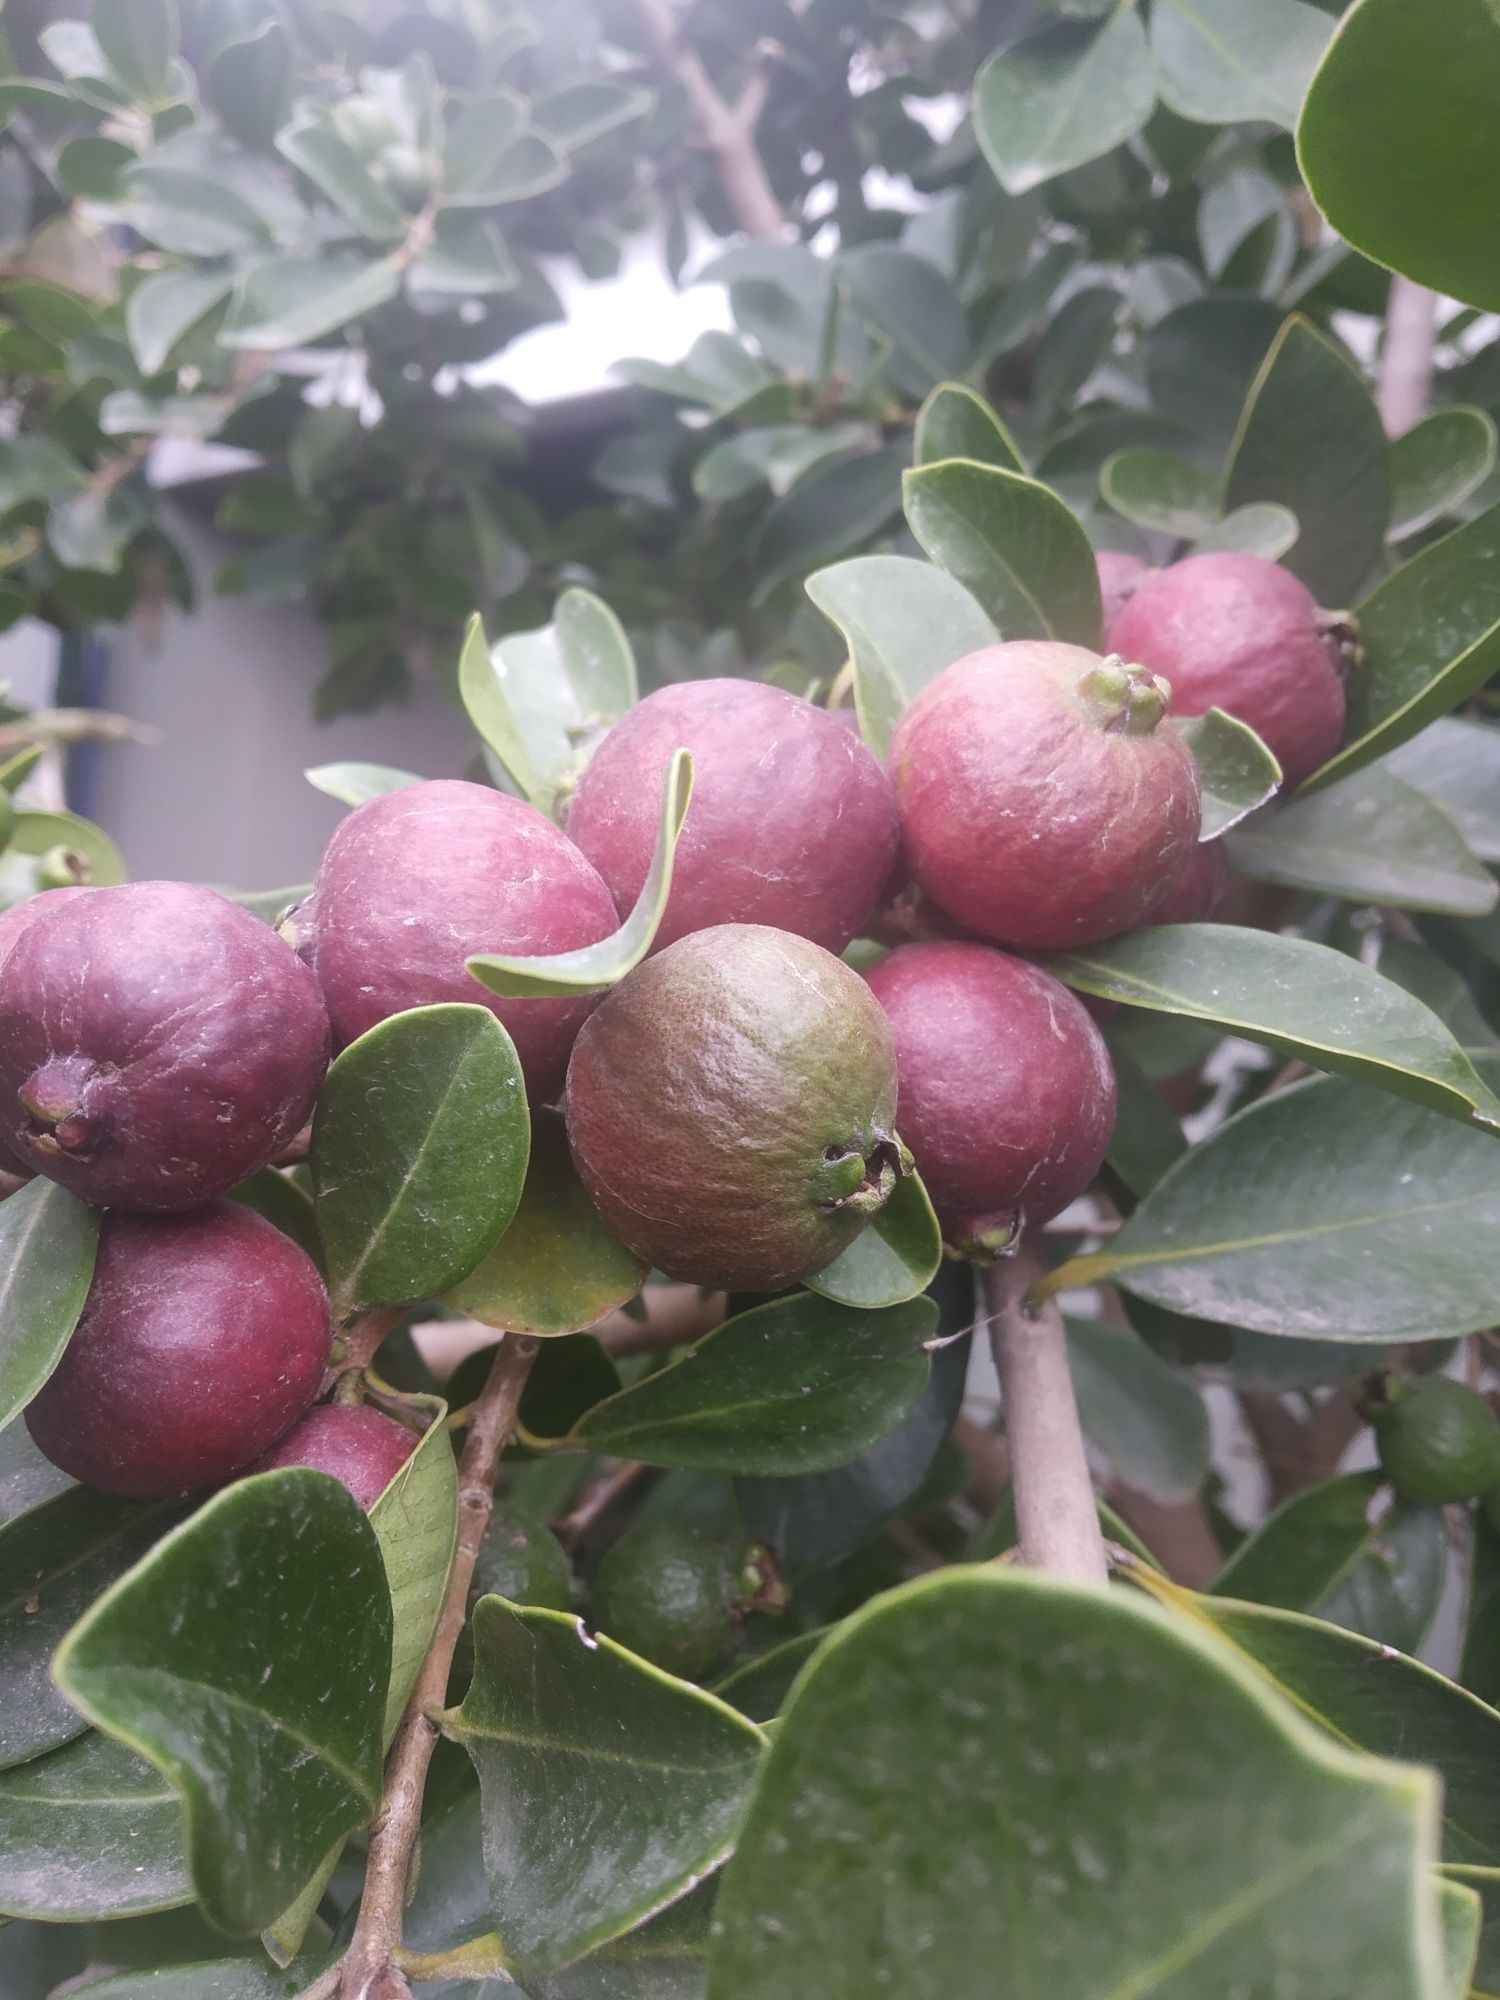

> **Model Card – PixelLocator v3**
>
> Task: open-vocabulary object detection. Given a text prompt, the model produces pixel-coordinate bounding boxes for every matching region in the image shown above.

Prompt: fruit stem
[1077,655,1168,737]
[331,1332,539,2000]
[985,1246,1108,1587]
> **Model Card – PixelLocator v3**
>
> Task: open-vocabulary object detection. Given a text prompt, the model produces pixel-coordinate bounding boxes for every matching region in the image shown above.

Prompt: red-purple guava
[24,1202,332,1496]
[865,941,1117,1256]
[1105,551,1350,791]
[308,779,618,1103]
[1096,550,1153,628]
[889,642,1201,950]
[566,680,901,955]
[251,1403,417,1509]
[564,923,905,1292]
[0,881,330,1211]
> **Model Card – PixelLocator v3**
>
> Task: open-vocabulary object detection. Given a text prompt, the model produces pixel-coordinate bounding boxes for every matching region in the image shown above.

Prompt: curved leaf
[370,1398,457,1742]
[1065,1317,1210,1503]
[311,1003,530,1316]
[1176,708,1282,836]
[1383,718,1500,863]
[1389,409,1498,539]
[1100,447,1219,539]
[0,1731,191,1921]
[303,761,422,807]
[1152,0,1333,130]
[974,9,1155,195]
[913,384,1024,474]
[805,1170,943,1309]
[0,1178,99,1434]
[1195,501,1300,560]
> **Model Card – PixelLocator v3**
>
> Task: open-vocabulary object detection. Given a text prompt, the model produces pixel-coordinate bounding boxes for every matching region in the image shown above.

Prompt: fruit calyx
[1316,609,1363,682]
[948,1208,1024,1265]
[19,1055,103,1155]
[815,1133,910,1216]
[1078,655,1172,737]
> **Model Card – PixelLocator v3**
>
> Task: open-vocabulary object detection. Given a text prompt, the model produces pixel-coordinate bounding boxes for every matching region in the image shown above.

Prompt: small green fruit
[590,1518,748,1681]
[471,1508,573,1612]
[1374,1377,1500,1504]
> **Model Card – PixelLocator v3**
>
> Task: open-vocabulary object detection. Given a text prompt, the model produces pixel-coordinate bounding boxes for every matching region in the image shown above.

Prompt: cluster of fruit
[0,548,1346,1520]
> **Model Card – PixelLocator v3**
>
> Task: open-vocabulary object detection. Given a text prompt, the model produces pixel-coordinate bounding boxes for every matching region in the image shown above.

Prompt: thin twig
[0,709,156,754]
[592,1284,726,1358]
[336,1334,539,2000]
[988,1249,1108,1585]
[554,1459,648,1548]
[633,0,783,240]
[1376,276,1437,437]
[1106,1488,1222,1589]
[329,1308,407,1401]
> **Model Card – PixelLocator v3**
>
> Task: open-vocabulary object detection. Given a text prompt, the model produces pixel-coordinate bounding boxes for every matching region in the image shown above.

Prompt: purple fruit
[309,780,617,1103]
[889,642,1201,951]
[24,1203,332,1497]
[866,941,1116,1256]
[251,1403,416,1509]
[566,680,901,955]
[1106,551,1350,791]
[0,886,91,967]
[0,882,330,1211]
[1096,550,1153,628]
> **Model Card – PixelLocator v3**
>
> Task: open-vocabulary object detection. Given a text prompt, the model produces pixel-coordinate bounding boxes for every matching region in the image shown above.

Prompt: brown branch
[633,0,784,240]
[1107,1488,1222,1590]
[592,1284,726,1358]
[1376,276,1437,438]
[1236,1389,1312,1506]
[334,1333,539,2000]
[554,1458,648,1548]
[0,709,156,755]
[989,1249,1108,1585]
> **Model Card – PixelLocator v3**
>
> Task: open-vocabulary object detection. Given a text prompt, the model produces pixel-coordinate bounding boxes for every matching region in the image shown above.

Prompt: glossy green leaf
[1039,1075,1500,1341]
[693,423,868,503]
[805,1171,943,1308]
[220,254,402,350]
[751,444,908,604]
[561,1293,936,1474]
[1100,447,1219,539]
[275,114,408,241]
[1044,923,1500,1128]
[1145,297,1286,448]
[124,267,234,377]
[0,1487,183,1770]
[1176,708,1282,836]
[1389,409,1498,539]
[974,8,1154,195]
[1224,315,1391,605]
[840,246,968,396]
[303,761,422,807]
[1298,0,1500,313]
[903,459,1103,646]
[805,554,998,761]
[311,1003,529,1316]
[56,1960,336,2000]
[1102,1033,1188,1199]
[1152,0,1333,130]
[1229,766,1500,915]
[708,1567,1443,2000]
[1384,718,1500,863]
[369,1397,457,1742]
[1065,1316,1209,1502]
[445,1107,646,1336]
[1172,1590,1500,1867]
[912,384,1024,475]
[53,1470,389,1936]
[1198,162,1291,281]
[92,0,175,101]
[0,1731,191,1921]
[449,1598,765,1977]
[467,749,691,997]
[713,1631,830,1723]
[1309,501,1500,790]
[463,591,637,816]
[1438,1876,1483,1998]
[1194,500,1300,560]
[7,806,126,888]
[0,1178,99,1434]
[1210,1474,1446,1655]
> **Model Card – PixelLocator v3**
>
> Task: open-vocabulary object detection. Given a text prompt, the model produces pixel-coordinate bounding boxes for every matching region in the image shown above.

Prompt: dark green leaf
[913,384,1025,474]
[708,1568,1442,2000]
[903,460,1102,645]
[1100,447,1219,539]
[276,115,409,241]
[1177,708,1283,836]
[1044,923,1500,1128]
[311,1003,529,1317]
[0,1422,71,1526]
[93,0,176,101]
[449,1599,764,1977]
[0,1487,184,1770]
[1102,1034,1187,1199]
[1383,719,1500,862]
[713,1631,829,1723]
[1152,0,1333,130]
[409,217,518,298]
[205,19,291,151]
[1298,0,1500,313]
[58,1961,336,1999]
[839,246,968,395]
[1065,1317,1209,1501]
[692,424,869,503]
[441,89,532,204]
[56,134,135,199]
[1145,297,1287,448]
[54,1470,389,1936]
[1439,1871,1487,1997]
[1224,315,1391,605]
[0,1731,191,1921]
[974,9,1155,194]
[1210,1473,1446,1654]
[0,1177,99,1434]
[370,1398,457,1742]
[1040,1076,1500,1341]
[805,554,998,761]
[752,445,908,604]
[220,255,402,350]
[1309,500,1500,789]
[445,1108,647,1337]
[120,165,268,258]
[125,267,234,376]
[1389,409,1498,538]
[805,1171,943,1309]
[1229,766,1500,915]
[467,750,691,997]
[562,1293,936,1475]
[303,761,422,807]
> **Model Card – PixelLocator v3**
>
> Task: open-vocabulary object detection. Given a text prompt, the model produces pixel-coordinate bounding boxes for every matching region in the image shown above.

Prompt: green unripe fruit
[471,1509,573,1612]
[591,1518,749,1681]
[1374,1377,1500,1504]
